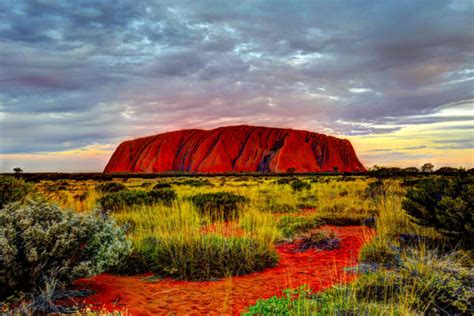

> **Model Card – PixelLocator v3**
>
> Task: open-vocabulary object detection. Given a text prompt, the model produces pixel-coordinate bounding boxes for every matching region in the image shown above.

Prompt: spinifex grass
[113,201,278,280]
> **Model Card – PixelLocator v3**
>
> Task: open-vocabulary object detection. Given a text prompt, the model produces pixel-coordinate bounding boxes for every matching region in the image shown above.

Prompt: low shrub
[180,179,214,187]
[95,181,127,193]
[243,286,410,315]
[277,216,322,239]
[99,189,177,211]
[0,176,32,209]
[243,286,317,315]
[189,192,249,221]
[296,196,318,209]
[358,238,399,267]
[153,183,172,190]
[400,178,423,188]
[135,234,278,280]
[274,177,296,185]
[290,179,311,192]
[298,230,340,251]
[0,201,131,299]
[352,255,473,315]
[402,175,474,249]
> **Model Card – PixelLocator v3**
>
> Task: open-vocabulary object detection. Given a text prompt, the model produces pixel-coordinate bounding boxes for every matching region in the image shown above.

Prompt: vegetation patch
[403,175,473,249]
[99,189,177,211]
[0,176,32,209]
[277,216,322,239]
[189,192,249,221]
[264,202,299,213]
[351,253,473,315]
[245,249,473,315]
[181,179,214,186]
[290,179,311,192]
[358,238,399,267]
[4,174,472,314]
[243,286,410,315]
[0,201,131,299]
[95,181,127,193]
[153,182,172,190]
[134,234,278,280]
[317,213,376,227]
[297,230,340,251]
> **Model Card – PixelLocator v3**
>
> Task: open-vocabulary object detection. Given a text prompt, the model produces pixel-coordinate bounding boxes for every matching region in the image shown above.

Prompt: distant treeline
[2,167,473,181]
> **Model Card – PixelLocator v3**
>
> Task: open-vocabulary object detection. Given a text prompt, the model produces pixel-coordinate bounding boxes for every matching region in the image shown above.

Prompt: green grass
[23,174,473,315]
[277,215,322,240]
[111,201,278,280]
[135,234,278,280]
[242,177,473,315]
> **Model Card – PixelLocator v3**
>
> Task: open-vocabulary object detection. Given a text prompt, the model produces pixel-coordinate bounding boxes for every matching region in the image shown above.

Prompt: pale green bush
[0,201,131,298]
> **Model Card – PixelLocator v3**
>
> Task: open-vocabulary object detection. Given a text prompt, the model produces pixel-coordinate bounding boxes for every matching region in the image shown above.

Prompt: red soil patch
[76,225,373,315]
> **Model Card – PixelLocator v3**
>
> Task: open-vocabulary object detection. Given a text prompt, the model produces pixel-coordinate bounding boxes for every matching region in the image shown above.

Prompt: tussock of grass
[136,234,278,280]
[113,201,278,280]
[277,215,322,240]
[189,191,249,221]
[98,189,177,211]
[239,209,282,243]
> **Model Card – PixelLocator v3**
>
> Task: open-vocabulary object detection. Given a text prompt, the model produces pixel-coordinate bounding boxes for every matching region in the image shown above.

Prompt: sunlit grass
[30,175,472,314]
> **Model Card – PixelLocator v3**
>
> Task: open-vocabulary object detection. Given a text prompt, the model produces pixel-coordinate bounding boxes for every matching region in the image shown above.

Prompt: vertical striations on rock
[104,125,366,173]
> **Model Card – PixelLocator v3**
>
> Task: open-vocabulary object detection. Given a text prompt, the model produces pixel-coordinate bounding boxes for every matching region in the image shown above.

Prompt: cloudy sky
[0,0,473,172]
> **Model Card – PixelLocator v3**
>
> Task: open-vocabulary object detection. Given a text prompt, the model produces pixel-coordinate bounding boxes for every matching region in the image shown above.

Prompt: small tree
[333,166,339,173]
[13,167,23,174]
[421,163,434,173]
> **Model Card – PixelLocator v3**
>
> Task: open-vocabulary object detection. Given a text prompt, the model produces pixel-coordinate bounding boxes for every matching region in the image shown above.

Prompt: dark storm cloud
[0,0,473,154]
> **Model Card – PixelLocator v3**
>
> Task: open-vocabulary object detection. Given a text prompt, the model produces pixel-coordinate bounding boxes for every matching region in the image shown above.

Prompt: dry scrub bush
[0,176,32,209]
[0,201,131,299]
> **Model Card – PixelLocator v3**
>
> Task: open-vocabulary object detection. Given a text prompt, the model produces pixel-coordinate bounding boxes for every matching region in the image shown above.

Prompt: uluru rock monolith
[104,125,366,173]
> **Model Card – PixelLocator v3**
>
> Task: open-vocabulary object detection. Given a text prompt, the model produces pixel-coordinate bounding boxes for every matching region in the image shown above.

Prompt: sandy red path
[77,225,373,315]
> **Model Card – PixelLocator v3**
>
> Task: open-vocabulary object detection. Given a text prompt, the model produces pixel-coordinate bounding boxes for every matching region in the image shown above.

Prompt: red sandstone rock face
[104,125,366,173]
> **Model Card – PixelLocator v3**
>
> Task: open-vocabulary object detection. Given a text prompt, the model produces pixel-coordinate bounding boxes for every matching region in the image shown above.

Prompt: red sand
[77,225,373,315]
